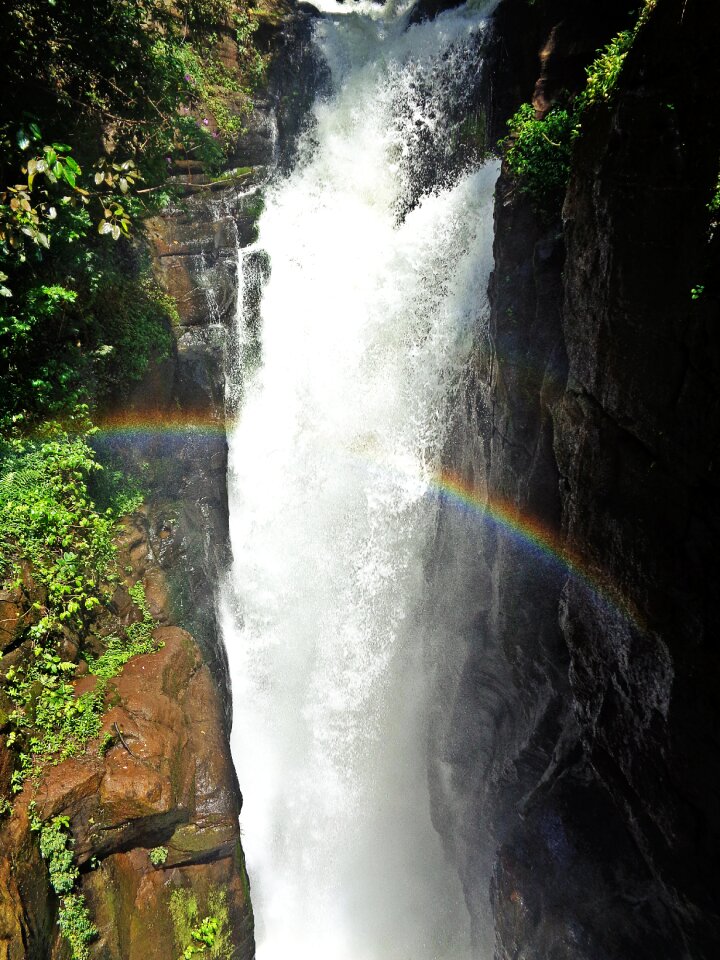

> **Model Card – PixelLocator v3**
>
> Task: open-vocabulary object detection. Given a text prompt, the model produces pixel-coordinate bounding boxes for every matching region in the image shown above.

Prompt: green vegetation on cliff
[502,0,658,214]
[0,0,269,424]
[501,104,573,210]
[0,3,273,954]
[30,811,98,960]
[170,887,232,959]
[0,418,160,791]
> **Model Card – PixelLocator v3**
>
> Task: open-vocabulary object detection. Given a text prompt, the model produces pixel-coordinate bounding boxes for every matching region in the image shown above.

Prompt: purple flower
[202,118,209,126]
[184,73,193,83]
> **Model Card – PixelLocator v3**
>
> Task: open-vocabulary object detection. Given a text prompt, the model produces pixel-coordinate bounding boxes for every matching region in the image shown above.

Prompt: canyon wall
[427,0,720,956]
[0,4,323,957]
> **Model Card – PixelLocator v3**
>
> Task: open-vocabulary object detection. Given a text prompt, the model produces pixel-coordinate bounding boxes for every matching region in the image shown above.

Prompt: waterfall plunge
[221,3,498,958]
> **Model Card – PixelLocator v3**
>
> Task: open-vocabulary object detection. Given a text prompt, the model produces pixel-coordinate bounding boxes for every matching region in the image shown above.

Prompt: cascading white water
[221,2,498,958]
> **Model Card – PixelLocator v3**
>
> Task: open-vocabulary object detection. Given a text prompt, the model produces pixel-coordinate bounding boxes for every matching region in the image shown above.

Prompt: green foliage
[502,104,574,211]
[578,29,635,110]
[501,0,658,214]
[150,845,169,866]
[32,815,98,960]
[578,0,657,112]
[170,887,231,959]
[0,233,176,421]
[0,0,271,424]
[37,815,78,894]
[0,0,239,166]
[86,582,159,680]
[0,421,160,789]
[0,418,116,630]
[58,894,98,960]
[0,124,141,289]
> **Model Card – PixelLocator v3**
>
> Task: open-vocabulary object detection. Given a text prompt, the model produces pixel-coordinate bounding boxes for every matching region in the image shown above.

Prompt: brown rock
[0,589,26,653]
[142,567,171,625]
[3,619,251,958]
[0,856,31,960]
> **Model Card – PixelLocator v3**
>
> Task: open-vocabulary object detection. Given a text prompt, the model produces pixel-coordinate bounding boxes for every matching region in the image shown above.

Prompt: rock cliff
[0,3,324,957]
[427,0,720,957]
[0,516,252,959]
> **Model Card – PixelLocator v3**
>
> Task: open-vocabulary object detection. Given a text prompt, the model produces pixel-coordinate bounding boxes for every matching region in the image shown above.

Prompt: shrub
[502,104,574,211]
[501,0,659,214]
[150,845,169,866]
[577,0,657,112]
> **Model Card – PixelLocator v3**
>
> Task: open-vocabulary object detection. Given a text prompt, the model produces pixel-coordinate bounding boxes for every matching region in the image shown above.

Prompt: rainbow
[95,410,229,438]
[429,467,644,631]
[91,413,643,630]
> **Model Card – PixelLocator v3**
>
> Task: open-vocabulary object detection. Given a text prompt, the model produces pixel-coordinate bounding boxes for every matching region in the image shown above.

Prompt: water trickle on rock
[221,2,499,958]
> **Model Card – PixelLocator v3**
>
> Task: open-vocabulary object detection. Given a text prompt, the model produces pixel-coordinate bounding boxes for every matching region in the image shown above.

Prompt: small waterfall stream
[221,2,499,957]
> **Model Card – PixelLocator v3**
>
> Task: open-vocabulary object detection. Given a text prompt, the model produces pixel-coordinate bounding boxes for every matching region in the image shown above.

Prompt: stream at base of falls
[221,2,499,957]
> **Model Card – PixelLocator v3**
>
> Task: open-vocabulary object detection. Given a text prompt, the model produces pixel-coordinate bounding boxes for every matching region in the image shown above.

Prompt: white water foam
[221,4,498,958]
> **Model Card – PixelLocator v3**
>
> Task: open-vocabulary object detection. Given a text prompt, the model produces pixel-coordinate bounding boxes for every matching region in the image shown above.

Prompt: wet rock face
[32,627,240,870]
[0,519,253,960]
[547,0,720,952]
[100,1,325,718]
[428,0,720,957]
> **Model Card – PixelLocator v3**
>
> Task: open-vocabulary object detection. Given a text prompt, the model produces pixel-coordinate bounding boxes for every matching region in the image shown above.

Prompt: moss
[169,885,232,958]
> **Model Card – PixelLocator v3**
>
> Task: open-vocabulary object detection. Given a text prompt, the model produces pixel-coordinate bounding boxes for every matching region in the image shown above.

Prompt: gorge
[0,0,718,958]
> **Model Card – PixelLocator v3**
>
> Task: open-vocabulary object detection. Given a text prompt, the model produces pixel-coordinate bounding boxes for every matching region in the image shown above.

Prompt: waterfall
[221,2,499,957]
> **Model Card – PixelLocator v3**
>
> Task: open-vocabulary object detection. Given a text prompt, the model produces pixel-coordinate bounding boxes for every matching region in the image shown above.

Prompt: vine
[30,810,98,960]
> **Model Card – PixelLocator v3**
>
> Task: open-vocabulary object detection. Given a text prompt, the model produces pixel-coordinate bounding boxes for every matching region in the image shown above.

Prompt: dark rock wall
[427,0,720,957]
